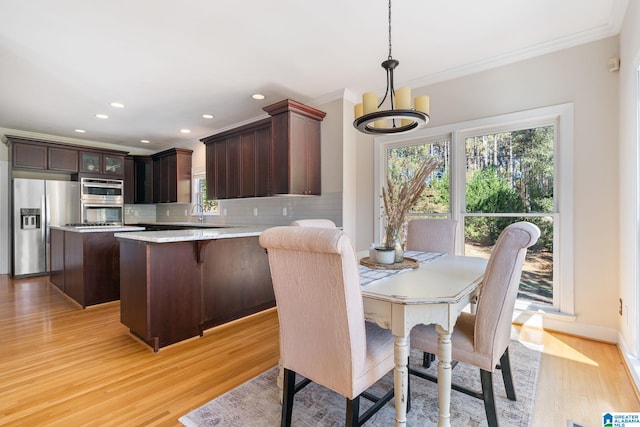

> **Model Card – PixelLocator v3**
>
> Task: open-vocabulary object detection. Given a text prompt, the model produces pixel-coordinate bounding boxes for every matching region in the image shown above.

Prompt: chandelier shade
[353,0,430,135]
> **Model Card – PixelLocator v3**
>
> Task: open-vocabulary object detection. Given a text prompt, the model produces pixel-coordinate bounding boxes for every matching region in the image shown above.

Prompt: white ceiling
[0,0,627,152]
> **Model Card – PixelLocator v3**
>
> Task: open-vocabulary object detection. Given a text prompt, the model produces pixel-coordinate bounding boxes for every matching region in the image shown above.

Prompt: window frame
[374,103,574,315]
[192,172,219,216]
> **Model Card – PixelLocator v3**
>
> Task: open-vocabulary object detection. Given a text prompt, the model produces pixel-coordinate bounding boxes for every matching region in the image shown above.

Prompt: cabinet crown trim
[262,99,326,121]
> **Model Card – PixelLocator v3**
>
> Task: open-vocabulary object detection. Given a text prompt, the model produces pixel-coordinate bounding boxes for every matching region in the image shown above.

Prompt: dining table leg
[393,334,409,426]
[436,325,453,427]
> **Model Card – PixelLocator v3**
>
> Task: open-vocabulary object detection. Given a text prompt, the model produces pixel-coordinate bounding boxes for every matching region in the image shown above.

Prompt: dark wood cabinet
[201,118,272,200]
[254,126,271,197]
[48,146,78,173]
[124,156,135,204]
[118,235,274,352]
[8,137,78,172]
[5,136,128,176]
[152,148,192,203]
[50,229,121,308]
[263,99,326,195]
[134,156,154,204]
[79,151,125,177]
[50,228,66,290]
[11,141,47,170]
[124,155,153,204]
[120,239,202,351]
[200,236,274,330]
[201,99,324,199]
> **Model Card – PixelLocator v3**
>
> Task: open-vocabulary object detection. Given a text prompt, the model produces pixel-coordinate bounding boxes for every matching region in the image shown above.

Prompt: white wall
[354,37,621,339]
[618,0,640,370]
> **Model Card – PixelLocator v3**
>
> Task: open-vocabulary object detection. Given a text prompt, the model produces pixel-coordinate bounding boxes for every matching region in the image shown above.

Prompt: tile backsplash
[125,192,342,227]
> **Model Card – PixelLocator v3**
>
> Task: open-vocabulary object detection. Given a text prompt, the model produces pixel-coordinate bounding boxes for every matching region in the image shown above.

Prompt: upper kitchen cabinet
[124,155,153,204]
[202,118,271,200]
[152,148,192,203]
[200,99,324,199]
[263,99,326,196]
[5,136,78,173]
[48,146,79,173]
[79,151,125,177]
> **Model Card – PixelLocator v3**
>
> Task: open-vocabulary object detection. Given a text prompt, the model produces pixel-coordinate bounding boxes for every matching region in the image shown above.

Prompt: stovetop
[65,223,123,228]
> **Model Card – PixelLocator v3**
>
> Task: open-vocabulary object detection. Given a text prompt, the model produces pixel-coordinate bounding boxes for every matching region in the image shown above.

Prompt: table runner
[358,251,443,287]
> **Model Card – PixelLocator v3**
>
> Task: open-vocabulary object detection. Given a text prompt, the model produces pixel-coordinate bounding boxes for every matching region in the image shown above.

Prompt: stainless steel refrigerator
[12,178,80,277]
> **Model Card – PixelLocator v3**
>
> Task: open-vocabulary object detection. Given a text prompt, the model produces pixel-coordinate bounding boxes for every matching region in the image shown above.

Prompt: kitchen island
[115,227,274,352]
[50,225,144,308]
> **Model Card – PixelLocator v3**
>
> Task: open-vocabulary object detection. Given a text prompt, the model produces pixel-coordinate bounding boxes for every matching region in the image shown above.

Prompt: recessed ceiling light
[95,113,109,119]
[110,102,125,108]
[252,94,265,100]
[180,129,191,134]
[140,139,150,143]
[202,114,214,119]
[74,129,86,133]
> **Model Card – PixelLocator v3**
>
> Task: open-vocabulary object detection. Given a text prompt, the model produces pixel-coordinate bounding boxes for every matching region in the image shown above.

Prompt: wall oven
[80,178,124,225]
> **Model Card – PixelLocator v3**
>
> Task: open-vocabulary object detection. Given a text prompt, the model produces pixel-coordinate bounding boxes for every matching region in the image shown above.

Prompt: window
[192,173,219,215]
[377,104,574,314]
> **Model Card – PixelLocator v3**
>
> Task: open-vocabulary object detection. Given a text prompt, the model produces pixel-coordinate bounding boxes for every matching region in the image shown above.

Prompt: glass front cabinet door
[80,152,101,173]
[103,155,124,176]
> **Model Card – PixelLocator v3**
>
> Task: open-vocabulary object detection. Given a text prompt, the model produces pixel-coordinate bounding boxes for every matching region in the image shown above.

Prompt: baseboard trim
[512,310,618,343]
[618,335,640,404]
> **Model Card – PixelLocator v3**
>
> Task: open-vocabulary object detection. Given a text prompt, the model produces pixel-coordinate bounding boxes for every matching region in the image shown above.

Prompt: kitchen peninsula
[115,227,274,352]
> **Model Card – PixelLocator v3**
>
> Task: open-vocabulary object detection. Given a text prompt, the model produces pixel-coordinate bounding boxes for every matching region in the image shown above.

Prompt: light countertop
[51,225,146,233]
[114,226,270,243]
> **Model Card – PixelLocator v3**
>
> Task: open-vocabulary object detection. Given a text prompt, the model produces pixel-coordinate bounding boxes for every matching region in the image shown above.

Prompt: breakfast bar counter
[115,226,274,351]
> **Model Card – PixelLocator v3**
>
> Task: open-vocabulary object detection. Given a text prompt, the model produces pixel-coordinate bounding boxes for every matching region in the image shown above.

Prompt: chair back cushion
[290,219,337,228]
[474,221,540,365]
[259,226,367,396]
[406,219,457,254]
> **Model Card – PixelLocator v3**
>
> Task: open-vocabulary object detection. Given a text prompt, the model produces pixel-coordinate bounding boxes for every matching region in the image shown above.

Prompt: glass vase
[383,226,404,263]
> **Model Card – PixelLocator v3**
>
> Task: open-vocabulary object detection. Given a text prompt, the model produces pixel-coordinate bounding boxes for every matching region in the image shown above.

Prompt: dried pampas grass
[382,156,439,246]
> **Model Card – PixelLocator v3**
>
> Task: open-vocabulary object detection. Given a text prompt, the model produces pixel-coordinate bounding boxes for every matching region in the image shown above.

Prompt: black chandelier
[353,0,430,135]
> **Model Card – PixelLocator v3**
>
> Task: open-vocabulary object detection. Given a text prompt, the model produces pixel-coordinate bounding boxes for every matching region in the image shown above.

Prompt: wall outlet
[223,208,227,216]
[166,211,170,217]
[283,207,287,216]
[134,211,139,217]
[253,208,258,216]
[184,210,188,216]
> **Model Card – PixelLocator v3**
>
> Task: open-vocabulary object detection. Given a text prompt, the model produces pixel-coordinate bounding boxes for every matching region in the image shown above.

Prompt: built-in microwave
[81,177,123,204]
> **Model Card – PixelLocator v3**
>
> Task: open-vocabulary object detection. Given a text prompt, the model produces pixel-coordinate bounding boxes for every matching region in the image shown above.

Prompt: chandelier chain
[387,0,393,60]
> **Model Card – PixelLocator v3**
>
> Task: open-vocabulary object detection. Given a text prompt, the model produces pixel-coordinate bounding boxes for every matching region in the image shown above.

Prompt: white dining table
[361,254,488,427]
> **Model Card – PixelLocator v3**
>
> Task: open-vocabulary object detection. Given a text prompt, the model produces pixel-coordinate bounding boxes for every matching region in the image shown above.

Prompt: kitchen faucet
[191,203,205,223]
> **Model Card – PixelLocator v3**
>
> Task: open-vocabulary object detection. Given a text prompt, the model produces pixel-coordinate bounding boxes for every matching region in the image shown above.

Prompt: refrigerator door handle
[44,193,50,271]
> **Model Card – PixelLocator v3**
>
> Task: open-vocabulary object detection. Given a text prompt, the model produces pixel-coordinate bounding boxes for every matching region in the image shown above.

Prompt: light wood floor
[1,274,638,426]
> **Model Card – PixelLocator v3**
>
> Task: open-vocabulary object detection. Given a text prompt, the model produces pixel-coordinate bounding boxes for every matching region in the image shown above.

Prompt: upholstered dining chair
[408,221,540,427]
[290,218,337,228]
[259,226,396,427]
[405,218,458,368]
[405,218,458,255]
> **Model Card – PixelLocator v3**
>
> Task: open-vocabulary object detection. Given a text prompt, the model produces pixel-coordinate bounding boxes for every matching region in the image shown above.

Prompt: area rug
[180,341,540,426]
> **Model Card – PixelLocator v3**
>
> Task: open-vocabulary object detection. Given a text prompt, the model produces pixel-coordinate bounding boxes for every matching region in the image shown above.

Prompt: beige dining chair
[290,219,337,228]
[405,218,458,254]
[405,218,458,368]
[259,226,396,426]
[409,221,540,427]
